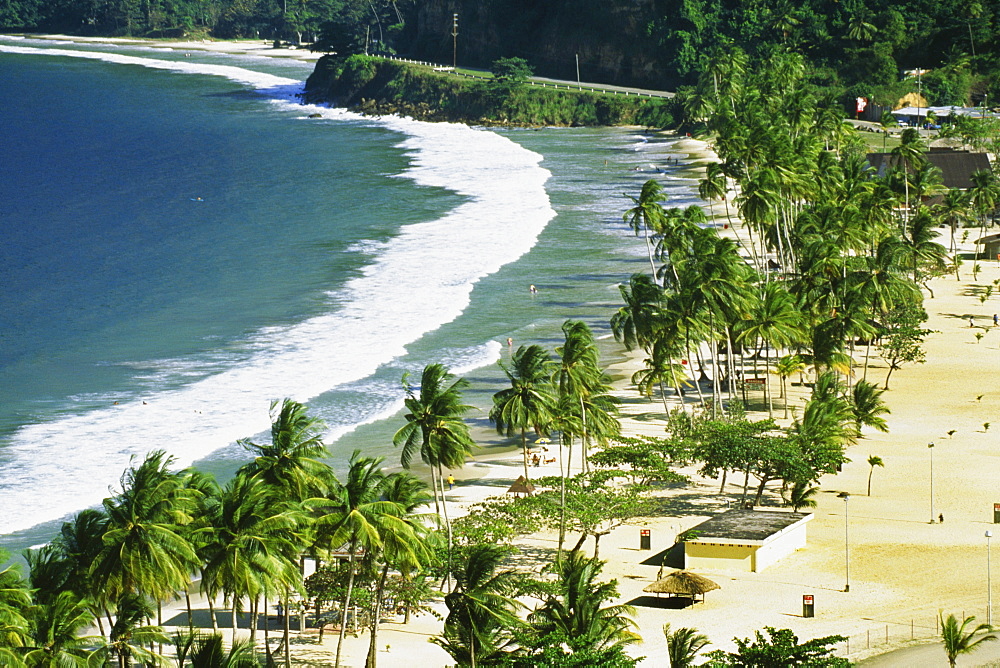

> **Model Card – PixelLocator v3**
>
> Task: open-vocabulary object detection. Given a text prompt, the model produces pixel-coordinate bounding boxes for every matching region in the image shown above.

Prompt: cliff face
[410,0,668,90]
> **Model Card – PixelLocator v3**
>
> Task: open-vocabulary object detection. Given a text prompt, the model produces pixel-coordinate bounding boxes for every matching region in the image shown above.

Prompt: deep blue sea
[0,36,701,554]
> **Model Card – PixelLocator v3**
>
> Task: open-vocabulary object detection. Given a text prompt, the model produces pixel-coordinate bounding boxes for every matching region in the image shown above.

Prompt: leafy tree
[491,57,533,82]
[876,302,933,389]
[704,627,848,666]
[939,612,997,667]
[20,591,97,667]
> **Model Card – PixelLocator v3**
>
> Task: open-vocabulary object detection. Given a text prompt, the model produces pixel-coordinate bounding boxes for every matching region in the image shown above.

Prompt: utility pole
[576,53,581,90]
[452,13,458,69]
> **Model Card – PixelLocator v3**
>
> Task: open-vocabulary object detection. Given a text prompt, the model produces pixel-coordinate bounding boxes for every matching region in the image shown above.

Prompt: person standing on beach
[971,317,975,327]
[446,474,455,490]
[994,314,998,326]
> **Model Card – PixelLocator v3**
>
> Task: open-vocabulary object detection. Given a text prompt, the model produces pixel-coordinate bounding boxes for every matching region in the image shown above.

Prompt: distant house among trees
[866,149,992,190]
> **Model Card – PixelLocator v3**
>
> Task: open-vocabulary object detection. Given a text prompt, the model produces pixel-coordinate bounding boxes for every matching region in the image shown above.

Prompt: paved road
[858,635,1000,666]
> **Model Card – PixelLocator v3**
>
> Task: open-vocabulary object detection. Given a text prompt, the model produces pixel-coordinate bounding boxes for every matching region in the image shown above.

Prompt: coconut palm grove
[4,8,1000,668]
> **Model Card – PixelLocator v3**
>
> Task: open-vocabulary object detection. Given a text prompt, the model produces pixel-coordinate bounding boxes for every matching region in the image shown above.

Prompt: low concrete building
[683,509,813,573]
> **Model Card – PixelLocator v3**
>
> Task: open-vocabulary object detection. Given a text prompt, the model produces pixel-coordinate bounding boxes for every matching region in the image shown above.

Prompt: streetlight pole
[451,14,458,69]
[839,492,850,592]
[988,530,993,627]
[928,442,935,524]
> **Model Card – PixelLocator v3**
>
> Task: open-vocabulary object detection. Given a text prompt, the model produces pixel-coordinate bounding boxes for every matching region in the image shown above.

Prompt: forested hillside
[2,0,998,105]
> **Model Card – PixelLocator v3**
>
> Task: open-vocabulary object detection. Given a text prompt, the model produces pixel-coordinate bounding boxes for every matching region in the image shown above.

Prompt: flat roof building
[684,509,813,573]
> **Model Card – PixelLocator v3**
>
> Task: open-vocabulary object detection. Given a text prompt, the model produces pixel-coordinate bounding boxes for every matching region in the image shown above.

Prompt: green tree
[91,450,199,627]
[310,451,412,668]
[432,544,524,668]
[529,553,639,656]
[364,471,436,668]
[663,624,710,668]
[238,398,332,503]
[198,473,304,642]
[20,591,97,668]
[866,455,884,496]
[940,612,997,667]
[490,344,556,482]
[491,57,533,82]
[704,626,848,666]
[851,380,890,435]
[623,180,668,279]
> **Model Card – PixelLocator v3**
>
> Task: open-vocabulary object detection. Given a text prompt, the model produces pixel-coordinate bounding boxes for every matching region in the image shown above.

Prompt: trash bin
[803,594,815,618]
[640,529,651,550]
[994,503,1000,524]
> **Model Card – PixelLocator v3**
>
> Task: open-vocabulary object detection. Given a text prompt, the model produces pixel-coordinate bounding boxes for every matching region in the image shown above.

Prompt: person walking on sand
[970,316,975,327]
[994,314,998,326]
[446,474,455,490]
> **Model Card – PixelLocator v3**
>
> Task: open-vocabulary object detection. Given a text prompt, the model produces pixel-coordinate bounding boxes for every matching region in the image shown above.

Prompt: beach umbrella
[534,437,551,444]
[644,570,720,602]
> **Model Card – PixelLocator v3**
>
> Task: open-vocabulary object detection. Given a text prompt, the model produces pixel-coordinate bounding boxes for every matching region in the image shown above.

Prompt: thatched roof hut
[643,570,720,602]
[506,475,535,497]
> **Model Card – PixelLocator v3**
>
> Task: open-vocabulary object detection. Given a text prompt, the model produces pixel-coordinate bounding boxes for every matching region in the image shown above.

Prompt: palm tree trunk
[232,595,238,638]
[185,590,194,630]
[336,546,358,668]
[520,425,530,482]
[251,596,259,645]
[764,341,773,418]
[284,591,291,668]
[438,465,454,592]
[207,594,218,633]
[366,564,392,668]
[557,434,568,563]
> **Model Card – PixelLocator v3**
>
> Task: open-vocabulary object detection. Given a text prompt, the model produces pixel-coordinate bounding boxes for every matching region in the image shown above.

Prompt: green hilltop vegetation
[302,54,676,127]
[3,0,1000,108]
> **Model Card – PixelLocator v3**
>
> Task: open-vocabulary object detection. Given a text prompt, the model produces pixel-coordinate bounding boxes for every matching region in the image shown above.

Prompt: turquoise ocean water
[0,36,701,554]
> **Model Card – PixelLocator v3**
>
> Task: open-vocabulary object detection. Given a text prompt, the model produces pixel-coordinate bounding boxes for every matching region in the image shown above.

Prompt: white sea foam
[0,46,554,535]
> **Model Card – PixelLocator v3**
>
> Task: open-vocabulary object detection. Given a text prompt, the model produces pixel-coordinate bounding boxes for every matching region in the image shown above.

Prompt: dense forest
[2,0,999,105]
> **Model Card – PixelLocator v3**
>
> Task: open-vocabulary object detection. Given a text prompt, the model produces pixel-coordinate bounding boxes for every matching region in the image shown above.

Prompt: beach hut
[976,233,1000,260]
[643,570,720,604]
[506,475,535,497]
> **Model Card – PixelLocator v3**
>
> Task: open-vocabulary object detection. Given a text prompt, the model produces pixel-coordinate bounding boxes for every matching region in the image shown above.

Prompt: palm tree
[91,450,199,625]
[432,544,524,668]
[611,273,663,354]
[774,354,805,418]
[394,363,476,515]
[624,179,668,279]
[889,128,927,230]
[311,451,411,668]
[364,472,436,668]
[490,344,555,482]
[970,169,1000,246]
[95,593,170,668]
[0,555,31,660]
[529,553,640,656]
[21,591,98,668]
[783,480,819,512]
[940,612,997,667]
[198,474,304,643]
[740,282,803,417]
[851,380,891,435]
[553,320,603,476]
[174,632,258,667]
[663,624,710,667]
[238,398,332,503]
[867,455,885,496]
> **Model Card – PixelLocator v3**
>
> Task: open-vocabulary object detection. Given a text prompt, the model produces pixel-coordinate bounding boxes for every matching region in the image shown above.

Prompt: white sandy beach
[12,37,1000,663]
[280,139,1000,666]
